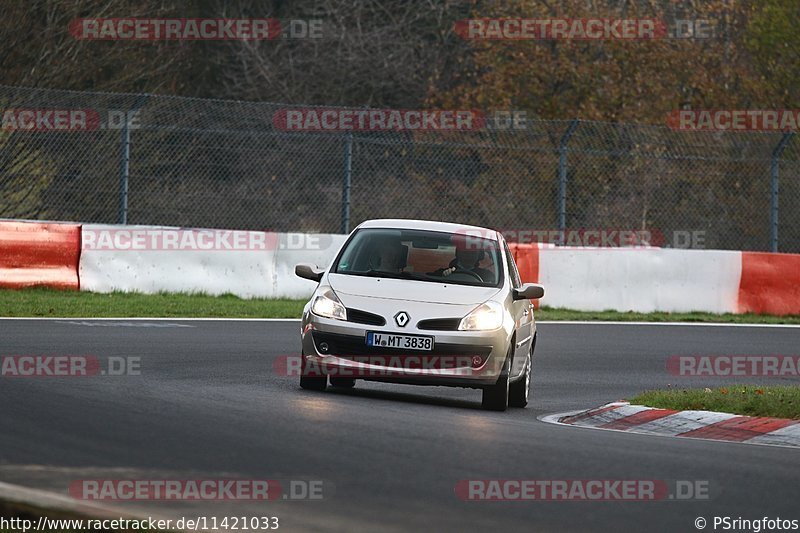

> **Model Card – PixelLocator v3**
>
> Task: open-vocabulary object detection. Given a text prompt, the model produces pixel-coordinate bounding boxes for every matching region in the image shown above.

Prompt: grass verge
[535,308,800,324]
[1,287,800,323]
[0,288,304,318]
[630,385,800,419]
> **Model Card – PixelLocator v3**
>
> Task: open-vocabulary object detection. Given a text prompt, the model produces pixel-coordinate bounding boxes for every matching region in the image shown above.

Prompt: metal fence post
[117,93,150,225]
[341,132,353,234]
[770,131,794,252]
[557,119,580,240]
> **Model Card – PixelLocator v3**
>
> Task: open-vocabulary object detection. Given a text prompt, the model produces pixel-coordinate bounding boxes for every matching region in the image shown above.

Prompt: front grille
[417,318,461,331]
[312,331,492,358]
[346,308,385,326]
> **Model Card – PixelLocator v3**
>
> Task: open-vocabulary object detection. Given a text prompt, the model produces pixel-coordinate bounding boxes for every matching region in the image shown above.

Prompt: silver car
[295,219,544,411]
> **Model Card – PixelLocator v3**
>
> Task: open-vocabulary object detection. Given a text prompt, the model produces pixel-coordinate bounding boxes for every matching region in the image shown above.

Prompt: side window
[503,242,521,288]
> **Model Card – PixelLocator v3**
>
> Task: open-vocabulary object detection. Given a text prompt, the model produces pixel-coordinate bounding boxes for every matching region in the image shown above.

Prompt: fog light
[319,342,329,353]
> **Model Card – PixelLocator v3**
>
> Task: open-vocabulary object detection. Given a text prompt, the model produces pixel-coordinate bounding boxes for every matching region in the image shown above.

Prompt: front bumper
[300,313,510,388]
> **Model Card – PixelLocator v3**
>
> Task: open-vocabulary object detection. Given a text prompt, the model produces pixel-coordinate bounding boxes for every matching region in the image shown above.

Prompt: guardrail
[2,220,799,315]
[0,221,80,290]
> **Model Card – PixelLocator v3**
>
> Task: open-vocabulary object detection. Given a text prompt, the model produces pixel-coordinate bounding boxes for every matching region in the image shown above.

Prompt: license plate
[366,332,434,351]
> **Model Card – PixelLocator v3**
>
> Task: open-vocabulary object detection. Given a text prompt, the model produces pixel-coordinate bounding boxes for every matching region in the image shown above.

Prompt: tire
[508,346,531,408]
[482,348,511,411]
[330,377,355,388]
[299,356,327,391]
[300,375,327,391]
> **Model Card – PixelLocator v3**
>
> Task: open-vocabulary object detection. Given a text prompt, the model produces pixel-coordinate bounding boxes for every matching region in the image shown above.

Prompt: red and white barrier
[508,244,800,316]
[0,221,81,290]
[738,252,800,315]
[2,219,800,315]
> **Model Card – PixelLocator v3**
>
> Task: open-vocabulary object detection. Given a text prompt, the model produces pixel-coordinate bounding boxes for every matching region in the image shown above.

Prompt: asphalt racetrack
[1,319,799,532]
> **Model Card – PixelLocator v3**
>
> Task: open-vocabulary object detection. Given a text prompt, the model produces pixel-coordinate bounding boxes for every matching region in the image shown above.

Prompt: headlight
[458,301,505,331]
[311,286,347,321]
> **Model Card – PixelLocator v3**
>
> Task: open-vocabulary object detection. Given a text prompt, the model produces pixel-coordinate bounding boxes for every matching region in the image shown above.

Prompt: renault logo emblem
[394,311,410,327]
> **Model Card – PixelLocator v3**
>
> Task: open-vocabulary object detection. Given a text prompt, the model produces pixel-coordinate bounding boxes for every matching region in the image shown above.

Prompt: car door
[503,241,532,378]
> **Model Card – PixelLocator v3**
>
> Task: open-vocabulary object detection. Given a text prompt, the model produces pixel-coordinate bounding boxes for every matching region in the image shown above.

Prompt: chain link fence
[1,84,799,252]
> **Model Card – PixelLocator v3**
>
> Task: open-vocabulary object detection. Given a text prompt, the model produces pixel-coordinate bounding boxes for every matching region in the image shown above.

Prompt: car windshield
[333,228,503,288]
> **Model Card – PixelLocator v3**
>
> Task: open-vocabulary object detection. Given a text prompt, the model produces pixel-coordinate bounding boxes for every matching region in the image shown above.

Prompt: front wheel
[482,349,510,411]
[508,347,531,408]
[300,375,327,391]
[299,356,327,391]
[330,377,355,388]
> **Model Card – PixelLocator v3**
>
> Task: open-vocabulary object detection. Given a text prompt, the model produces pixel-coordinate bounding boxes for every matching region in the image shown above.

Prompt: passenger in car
[374,240,407,272]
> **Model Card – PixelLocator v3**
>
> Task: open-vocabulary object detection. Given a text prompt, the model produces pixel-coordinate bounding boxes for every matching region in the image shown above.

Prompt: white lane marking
[58,321,196,328]
[0,317,301,321]
[536,321,800,328]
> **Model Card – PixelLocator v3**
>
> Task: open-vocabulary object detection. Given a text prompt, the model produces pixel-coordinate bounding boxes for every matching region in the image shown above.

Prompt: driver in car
[429,240,494,282]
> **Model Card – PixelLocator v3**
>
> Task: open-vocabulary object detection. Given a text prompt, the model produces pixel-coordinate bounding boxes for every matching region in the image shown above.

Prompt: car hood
[327,273,501,306]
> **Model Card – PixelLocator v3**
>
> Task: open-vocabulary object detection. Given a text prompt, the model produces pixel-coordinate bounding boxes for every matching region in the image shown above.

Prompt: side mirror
[295,263,325,283]
[513,283,544,300]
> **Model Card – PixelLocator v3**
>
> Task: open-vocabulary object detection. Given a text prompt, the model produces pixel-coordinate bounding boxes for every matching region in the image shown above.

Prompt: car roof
[355,219,500,241]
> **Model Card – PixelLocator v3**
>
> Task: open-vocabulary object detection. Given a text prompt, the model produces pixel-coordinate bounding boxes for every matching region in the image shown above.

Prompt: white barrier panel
[78,223,745,312]
[272,233,347,298]
[537,247,742,314]
[79,226,346,299]
[79,225,278,298]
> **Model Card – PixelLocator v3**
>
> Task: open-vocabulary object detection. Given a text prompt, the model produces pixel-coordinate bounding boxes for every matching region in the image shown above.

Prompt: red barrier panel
[509,243,541,308]
[509,243,540,283]
[0,221,81,290]
[738,252,800,316]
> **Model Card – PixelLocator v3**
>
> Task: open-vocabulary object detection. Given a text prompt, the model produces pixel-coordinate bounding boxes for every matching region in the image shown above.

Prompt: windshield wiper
[349,269,427,280]
[367,269,415,278]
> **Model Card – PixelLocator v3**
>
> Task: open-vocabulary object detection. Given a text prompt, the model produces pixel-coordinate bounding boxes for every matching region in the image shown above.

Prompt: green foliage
[632,385,800,419]
[745,0,800,106]
[0,129,58,219]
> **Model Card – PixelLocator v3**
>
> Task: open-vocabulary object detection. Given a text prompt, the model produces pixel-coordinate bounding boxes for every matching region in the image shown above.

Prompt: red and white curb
[541,402,800,449]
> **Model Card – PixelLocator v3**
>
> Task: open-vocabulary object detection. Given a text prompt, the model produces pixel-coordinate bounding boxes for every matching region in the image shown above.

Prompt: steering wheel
[448,269,484,282]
